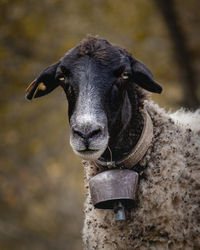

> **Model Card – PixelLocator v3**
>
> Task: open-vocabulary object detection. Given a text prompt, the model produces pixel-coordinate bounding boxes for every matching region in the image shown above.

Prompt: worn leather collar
[95,109,153,169]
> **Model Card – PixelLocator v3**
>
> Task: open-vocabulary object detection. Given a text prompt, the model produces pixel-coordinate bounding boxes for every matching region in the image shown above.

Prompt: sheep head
[26,36,162,161]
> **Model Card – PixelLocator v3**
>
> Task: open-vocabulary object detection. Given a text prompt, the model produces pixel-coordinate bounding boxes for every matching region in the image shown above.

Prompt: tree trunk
[153,0,199,109]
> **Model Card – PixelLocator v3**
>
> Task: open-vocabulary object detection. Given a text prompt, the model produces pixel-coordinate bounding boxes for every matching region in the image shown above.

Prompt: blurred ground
[0,0,199,249]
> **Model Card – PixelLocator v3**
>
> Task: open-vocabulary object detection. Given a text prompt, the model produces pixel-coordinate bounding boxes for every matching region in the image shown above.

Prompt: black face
[55,47,133,160]
[26,37,162,161]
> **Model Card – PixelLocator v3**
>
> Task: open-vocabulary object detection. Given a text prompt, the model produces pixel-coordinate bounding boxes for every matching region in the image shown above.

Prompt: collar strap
[95,109,153,169]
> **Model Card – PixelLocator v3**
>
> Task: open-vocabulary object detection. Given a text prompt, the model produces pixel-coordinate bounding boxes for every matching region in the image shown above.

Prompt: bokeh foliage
[0,0,199,249]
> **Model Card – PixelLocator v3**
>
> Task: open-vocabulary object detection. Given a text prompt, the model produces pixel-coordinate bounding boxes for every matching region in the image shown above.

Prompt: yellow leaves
[2,188,17,207]
[136,31,148,42]
[4,129,19,145]
[29,138,43,154]
[46,162,62,180]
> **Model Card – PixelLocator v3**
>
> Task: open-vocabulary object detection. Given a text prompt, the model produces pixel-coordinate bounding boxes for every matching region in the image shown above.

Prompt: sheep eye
[114,66,125,77]
[57,66,71,82]
[113,66,131,80]
[121,72,130,80]
[59,76,65,82]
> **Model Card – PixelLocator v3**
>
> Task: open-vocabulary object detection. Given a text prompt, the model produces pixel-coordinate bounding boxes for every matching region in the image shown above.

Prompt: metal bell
[89,169,138,221]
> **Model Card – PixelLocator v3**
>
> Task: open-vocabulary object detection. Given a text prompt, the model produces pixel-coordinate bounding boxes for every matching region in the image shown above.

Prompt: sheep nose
[72,124,103,143]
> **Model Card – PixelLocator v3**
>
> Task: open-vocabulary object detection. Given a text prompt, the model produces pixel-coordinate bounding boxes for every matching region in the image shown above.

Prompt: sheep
[26,36,200,250]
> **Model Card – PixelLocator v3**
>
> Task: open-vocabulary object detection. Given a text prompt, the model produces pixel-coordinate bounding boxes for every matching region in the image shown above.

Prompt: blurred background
[0,0,199,249]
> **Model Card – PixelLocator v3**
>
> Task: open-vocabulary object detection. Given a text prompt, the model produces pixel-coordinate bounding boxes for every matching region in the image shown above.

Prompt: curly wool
[82,101,200,250]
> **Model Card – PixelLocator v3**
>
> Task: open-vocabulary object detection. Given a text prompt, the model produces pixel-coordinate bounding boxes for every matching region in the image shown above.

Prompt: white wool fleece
[170,108,200,132]
[82,101,200,250]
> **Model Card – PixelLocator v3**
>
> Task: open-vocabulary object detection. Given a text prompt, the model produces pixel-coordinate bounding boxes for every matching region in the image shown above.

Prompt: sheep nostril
[72,125,103,141]
[88,128,102,139]
[73,128,85,139]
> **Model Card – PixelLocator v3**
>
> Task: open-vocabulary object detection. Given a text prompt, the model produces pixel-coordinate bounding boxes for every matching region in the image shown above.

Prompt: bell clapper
[114,201,126,221]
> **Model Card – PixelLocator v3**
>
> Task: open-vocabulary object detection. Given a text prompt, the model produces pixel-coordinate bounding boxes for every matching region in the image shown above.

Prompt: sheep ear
[25,62,60,100]
[131,59,162,94]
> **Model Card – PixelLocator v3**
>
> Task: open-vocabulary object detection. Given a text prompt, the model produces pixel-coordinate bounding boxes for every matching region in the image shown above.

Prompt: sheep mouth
[77,149,99,153]
[73,147,107,160]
